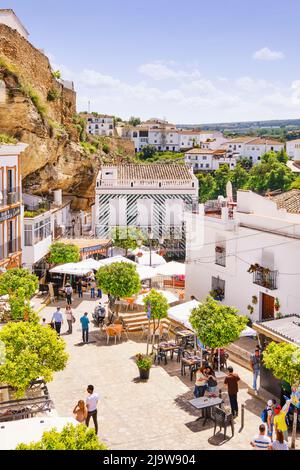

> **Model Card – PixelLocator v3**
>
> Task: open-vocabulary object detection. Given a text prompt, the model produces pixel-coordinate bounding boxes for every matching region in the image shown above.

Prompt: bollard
[239,404,245,433]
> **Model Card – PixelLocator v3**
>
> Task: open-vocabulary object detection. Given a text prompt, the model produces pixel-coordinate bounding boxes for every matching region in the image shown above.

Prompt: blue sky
[3,0,300,123]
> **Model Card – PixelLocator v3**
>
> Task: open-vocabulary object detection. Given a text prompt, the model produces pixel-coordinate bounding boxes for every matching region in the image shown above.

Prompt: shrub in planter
[274,298,280,311]
[247,305,254,315]
[252,296,258,305]
[135,353,153,380]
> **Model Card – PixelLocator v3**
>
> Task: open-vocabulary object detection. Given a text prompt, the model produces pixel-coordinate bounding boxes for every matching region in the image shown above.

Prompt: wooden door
[262,294,275,320]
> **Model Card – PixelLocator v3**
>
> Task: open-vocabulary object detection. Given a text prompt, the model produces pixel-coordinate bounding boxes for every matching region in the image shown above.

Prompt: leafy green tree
[276,148,288,164]
[96,262,141,300]
[189,296,248,350]
[239,157,253,170]
[263,342,300,449]
[291,177,300,190]
[246,152,294,194]
[0,269,39,321]
[128,116,141,127]
[213,164,232,197]
[0,268,38,299]
[231,163,249,192]
[197,173,217,203]
[0,322,69,397]
[16,424,107,450]
[138,145,157,161]
[49,243,80,265]
[111,227,143,256]
[143,289,169,350]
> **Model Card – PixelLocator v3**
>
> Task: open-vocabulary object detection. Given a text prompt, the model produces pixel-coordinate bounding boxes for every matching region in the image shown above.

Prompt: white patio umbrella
[49,263,93,276]
[135,289,179,306]
[80,258,103,270]
[137,252,167,267]
[98,256,136,267]
[155,261,186,277]
[136,265,157,281]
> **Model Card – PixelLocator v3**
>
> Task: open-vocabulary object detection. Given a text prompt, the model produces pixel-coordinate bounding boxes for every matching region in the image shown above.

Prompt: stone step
[226,343,252,370]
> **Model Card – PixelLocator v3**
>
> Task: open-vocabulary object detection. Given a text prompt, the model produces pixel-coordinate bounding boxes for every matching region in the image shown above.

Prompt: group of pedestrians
[73,385,99,435]
[194,366,218,398]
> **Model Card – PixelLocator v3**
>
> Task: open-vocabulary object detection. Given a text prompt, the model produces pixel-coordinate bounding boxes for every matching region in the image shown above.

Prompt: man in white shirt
[52,307,63,336]
[85,384,99,434]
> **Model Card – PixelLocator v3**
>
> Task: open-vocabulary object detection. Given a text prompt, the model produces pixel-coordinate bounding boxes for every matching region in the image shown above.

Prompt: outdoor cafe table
[154,342,181,365]
[189,397,223,426]
[175,330,195,349]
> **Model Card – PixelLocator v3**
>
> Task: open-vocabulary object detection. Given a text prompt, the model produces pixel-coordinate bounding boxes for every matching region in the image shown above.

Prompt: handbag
[72,315,76,324]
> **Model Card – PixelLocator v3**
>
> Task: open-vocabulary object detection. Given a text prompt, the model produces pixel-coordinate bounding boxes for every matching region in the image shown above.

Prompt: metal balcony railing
[0,238,21,261]
[253,269,278,290]
[0,188,21,207]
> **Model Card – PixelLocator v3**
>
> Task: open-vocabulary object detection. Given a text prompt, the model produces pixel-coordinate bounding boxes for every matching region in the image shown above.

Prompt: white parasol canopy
[98,256,137,267]
[168,299,200,330]
[0,417,78,450]
[49,263,93,276]
[80,258,103,270]
[155,261,185,277]
[136,265,157,281]
[135,289,179,306]
[136,252,167,267]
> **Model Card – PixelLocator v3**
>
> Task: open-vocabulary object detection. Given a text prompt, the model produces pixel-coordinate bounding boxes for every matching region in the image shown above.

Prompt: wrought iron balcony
[0,188,21,207]
[252,269,278,290]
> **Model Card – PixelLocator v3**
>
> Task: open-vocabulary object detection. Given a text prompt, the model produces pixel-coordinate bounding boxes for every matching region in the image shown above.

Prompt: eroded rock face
[0,25,135,209]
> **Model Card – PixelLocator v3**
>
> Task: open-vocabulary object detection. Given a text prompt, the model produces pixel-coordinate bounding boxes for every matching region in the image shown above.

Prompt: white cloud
[253,47,285,61]
[138,61,201,81]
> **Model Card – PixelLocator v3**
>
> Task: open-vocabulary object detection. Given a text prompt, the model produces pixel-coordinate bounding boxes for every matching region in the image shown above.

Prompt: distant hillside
[178,118,300,133]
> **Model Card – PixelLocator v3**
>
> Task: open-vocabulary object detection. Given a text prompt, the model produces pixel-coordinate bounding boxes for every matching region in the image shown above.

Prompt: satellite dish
[226,181,233,202]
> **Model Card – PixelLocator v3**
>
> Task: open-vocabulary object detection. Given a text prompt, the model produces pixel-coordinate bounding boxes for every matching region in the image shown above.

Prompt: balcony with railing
[0,188,21,208]
[24,201,51,218]
[248,264,278,290]
[0,237,21,261]
[215,246,226,267]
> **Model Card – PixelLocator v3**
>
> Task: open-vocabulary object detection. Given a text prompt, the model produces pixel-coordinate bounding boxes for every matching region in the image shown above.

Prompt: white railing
[98,179,196,189]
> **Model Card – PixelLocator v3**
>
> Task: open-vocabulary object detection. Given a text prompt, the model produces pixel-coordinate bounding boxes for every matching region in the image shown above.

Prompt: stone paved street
[42,295,300,450]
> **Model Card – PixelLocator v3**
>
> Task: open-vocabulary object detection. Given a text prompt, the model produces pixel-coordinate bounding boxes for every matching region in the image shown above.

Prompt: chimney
[53,189,62,206]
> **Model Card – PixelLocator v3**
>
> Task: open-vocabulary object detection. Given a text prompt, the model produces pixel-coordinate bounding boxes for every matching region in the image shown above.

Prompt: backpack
[261,408,268,423]
[66,287,72,295]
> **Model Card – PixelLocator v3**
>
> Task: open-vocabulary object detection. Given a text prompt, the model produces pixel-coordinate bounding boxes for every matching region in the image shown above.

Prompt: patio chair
[212,407,234,440]
[161,323,171,342]
[105,326,120,345]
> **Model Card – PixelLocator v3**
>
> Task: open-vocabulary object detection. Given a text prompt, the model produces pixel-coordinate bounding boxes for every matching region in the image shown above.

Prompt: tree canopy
[111,227,143,255]
[49,243,80,265]
[196,151,294,203]
[0,269,39,321]
[263,342,300,387]
[0,322,69,397]
[143,289,169,322]
[96,262,141,299]
[128,116,141,127]
[138,144,157,161]
[16,424,107,450]
[189,296,248,349]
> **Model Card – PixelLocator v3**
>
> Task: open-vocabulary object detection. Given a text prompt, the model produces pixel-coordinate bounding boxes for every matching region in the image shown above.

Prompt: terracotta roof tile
[102,164,193,181]
[270,189,300,214]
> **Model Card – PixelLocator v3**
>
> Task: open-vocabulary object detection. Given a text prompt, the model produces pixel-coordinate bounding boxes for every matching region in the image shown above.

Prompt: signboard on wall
[0,206,20,223]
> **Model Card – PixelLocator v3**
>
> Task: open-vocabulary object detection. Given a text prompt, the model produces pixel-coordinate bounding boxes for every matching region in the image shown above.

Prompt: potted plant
[252,296,258,305]
[274,298,280,312]
[247,305,254,315]
[135,353,153,380]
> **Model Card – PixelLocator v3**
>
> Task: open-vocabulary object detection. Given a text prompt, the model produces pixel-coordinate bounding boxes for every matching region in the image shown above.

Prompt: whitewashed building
[0,142,27,271]
[22,190,72,274]
[86,114,114,137]
[186,189,300,322]
[185,148,236,171]
[226,137,285,164]
[286,139,300,160]
[95,164,199,258]
[0,9,29,40]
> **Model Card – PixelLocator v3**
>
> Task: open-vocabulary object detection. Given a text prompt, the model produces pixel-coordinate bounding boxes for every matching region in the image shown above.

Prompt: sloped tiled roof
[103,165,194,181]
[270,189,300,214]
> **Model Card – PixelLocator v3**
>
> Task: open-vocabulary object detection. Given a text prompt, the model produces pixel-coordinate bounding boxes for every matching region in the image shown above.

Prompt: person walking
[274,399,291,443]
[224,366,240,417]
[80,312,90,344]
[97,287,102,299]
[90,280,97,299]
[65,283,73,306]
[194,367,208,398]
[51,307,63,336]
[73,400,88,424]
[85,385,99,434]
[66,306,74,334]
[271,429,289,451]
[250,424,272,450]
[77,279,83,299]
[250,346,261,392]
